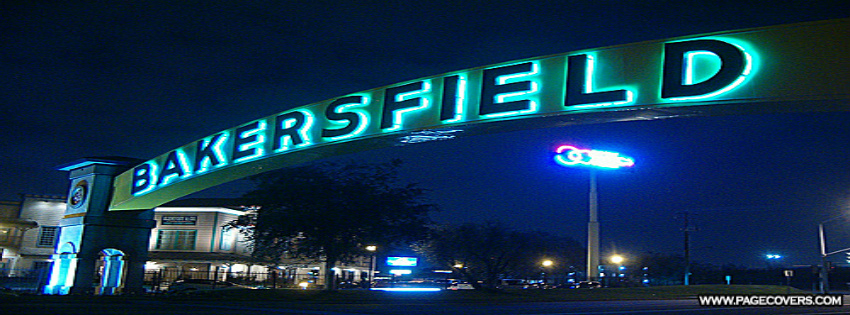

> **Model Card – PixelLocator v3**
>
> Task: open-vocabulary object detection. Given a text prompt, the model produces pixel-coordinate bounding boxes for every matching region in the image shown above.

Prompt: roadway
[8,297,850,315]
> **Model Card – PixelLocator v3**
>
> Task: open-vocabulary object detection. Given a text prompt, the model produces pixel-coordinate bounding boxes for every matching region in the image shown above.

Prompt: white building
[1,195,371,290]
[0,195,65,273]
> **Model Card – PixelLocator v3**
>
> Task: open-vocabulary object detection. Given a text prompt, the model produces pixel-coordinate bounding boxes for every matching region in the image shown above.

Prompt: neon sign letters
[122,37,756,201]
[554,145,635,169]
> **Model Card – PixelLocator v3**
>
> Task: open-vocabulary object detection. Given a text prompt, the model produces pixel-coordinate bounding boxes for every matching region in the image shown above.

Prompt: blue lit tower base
[43,157,155,295]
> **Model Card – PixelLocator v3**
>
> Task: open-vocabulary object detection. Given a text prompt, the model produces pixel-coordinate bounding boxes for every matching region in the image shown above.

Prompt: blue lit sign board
[109,19,850,211]
[386,257,418,267]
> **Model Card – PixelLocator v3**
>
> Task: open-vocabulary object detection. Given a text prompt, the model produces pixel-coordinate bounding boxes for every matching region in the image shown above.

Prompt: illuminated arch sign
[110,19,850,210]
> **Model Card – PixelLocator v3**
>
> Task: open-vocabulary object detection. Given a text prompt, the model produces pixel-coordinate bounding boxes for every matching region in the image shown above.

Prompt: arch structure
[110,18,849,211]
[49,19,849,294]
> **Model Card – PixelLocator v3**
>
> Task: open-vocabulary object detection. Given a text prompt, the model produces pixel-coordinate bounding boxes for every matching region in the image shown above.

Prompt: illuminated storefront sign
[109,19,850,210]
[386,257,418,267]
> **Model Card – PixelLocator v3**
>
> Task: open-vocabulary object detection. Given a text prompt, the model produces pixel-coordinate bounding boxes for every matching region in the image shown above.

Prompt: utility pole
[680,211,697,285]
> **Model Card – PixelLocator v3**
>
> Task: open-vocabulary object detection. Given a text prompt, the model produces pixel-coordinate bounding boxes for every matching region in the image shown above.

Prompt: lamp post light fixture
[365,245,377,288]
[553,145,634,282]
[610,255,624,265]
[610,255,626,286]
[818,215,850,293]
[541,260,554,286]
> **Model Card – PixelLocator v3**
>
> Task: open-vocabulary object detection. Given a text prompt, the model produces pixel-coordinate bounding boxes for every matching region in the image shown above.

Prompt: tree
[632,252,687,286]
[414,222,583,290]
[232,159,436,290]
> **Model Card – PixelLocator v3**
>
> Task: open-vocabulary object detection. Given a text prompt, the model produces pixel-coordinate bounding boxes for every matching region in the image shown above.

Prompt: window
[37,226,59,247]
[219,227,235,251]
[33,261,52,271]
[0,228,11,243]
[155,230,196,250]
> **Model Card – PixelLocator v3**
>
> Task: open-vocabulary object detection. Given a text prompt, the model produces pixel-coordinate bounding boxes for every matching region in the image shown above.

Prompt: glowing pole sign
[554,145,634,169]
[554,145,633,282]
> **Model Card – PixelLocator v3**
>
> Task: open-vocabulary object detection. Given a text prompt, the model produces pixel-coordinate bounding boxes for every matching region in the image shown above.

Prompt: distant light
[390,269,412,276]
[365,245,377,252]
[610,255,625,264]
[542,260,554,267]
[554,145,634,169]
[299,282,309,289]
[766,254,782,259]
[370,288,441,292]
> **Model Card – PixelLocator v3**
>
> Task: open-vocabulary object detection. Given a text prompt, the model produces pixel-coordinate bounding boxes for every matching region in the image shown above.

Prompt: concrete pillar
[44,157,155,295]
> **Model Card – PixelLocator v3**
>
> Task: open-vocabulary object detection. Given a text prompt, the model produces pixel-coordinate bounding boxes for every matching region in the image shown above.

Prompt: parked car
[575,281,602,289]
[167,279,257,293]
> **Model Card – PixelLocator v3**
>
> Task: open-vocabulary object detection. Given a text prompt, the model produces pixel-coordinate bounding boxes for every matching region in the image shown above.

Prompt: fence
[0,268,50,294]
[143,268,354,292]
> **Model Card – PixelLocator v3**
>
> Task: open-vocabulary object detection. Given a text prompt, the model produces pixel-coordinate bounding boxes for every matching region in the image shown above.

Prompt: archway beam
[110,18,850,211]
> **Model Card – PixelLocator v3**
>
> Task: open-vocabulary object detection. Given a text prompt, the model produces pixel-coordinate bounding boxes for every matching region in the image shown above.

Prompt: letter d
[662,39,747,99]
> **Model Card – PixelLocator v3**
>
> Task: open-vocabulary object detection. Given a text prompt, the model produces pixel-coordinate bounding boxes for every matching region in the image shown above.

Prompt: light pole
[365,245,377,288]
[554,145,634,282]
[817,214,850,293]
[610,254,625,287]
[541,259,554,286]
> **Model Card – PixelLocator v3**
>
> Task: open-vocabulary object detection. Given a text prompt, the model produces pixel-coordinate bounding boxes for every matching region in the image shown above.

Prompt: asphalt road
[8,298,850,315]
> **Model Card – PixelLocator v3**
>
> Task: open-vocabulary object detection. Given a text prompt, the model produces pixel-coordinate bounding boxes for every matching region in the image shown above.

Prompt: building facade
[1,195,371,291]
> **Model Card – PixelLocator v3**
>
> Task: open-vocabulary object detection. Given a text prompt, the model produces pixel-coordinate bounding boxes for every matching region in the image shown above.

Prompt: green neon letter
[157,149,191,186]
[662,39,750,100]
[381,81,431,131]
[131,162,158,196]
[194,132,229,174]
[440,75,466,122]
[273,110,314,152]
[565,54,632,107]
[321,95,368,140]
[479,62,538,117]
[232,120,267,163]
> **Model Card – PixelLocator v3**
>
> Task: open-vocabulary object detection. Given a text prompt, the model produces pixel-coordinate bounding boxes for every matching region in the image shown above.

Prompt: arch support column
[44,157,155,295]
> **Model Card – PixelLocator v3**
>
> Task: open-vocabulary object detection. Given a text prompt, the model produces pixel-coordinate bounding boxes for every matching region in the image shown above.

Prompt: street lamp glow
[611,255,624,264]
[365,245,377,289]
[542,260,554,267]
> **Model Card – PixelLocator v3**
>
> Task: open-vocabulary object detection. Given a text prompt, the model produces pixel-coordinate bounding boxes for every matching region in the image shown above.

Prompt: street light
[541,260,554,285]
[365,245,377,288]
[610,255,624,265]
[610,255,625,287]
[554,145,634,282]
[818,215,850,293]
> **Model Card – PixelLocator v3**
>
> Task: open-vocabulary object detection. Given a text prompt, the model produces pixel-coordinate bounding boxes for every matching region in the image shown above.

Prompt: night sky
[2,1,848,268]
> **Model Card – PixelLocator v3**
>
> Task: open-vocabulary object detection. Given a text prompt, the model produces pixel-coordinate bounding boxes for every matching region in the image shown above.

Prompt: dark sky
[2,1,848,268]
